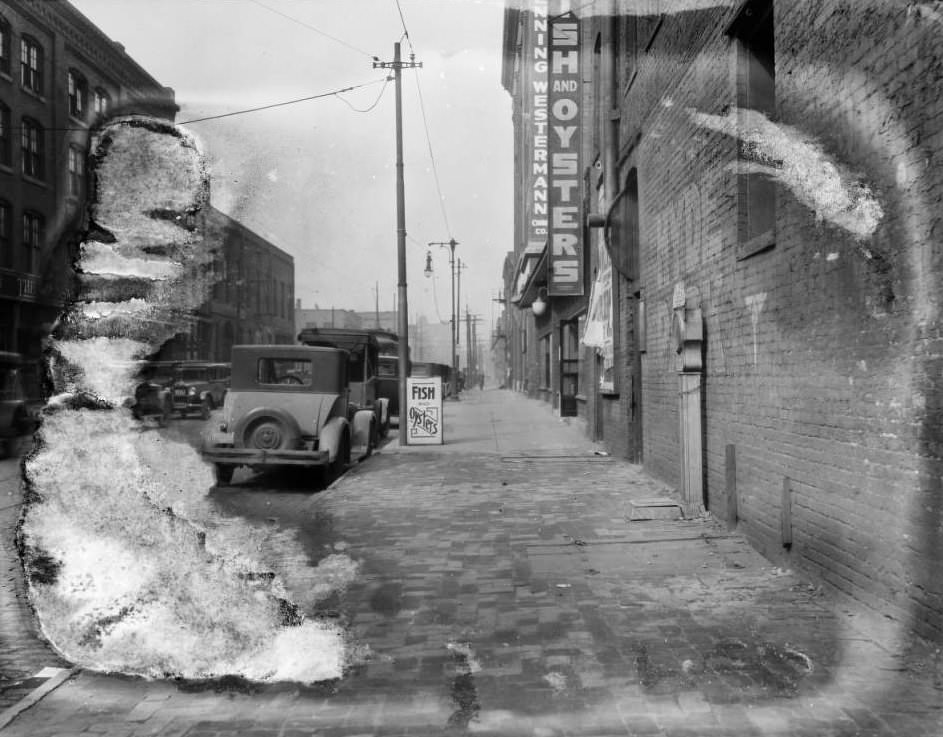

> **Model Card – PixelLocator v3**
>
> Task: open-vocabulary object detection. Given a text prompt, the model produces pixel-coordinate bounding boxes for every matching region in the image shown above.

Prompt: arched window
[68,69,88,119]
[68,144,84,195]
[20,117,43,179]
[93,87,111,117]
[20,36,43,94]
[22,211,43,273]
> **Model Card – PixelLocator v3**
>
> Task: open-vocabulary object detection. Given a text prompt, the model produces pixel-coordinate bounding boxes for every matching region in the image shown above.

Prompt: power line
[393,0,415,55]
[412,71,453,239]
[177,78,389,125]
[334,76,392,113]
[248,0,377,60]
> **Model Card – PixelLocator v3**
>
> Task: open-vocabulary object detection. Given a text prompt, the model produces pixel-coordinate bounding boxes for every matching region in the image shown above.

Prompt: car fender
[232,406,302,449]
[351,408,375,450]
[319,415,349,462]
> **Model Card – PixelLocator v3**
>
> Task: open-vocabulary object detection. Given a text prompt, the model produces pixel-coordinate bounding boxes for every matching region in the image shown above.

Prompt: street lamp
[427,238,459,397]
[532,287,548,316]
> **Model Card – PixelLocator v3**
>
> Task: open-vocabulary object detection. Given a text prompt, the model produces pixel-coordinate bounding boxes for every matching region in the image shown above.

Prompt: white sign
[406,377,443,445]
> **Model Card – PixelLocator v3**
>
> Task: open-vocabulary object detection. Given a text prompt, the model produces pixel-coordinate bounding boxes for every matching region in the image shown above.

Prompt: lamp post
[426,238,458,396]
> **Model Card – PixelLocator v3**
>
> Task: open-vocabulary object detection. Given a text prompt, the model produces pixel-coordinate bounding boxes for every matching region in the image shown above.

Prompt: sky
[68,0,514,332]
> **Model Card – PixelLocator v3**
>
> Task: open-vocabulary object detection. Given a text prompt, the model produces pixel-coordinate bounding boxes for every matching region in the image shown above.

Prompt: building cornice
[7,0,177,111]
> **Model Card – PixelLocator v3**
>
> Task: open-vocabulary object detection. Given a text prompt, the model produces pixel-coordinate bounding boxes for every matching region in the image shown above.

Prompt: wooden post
[781,476,793,548]
[679,372,704,517]
[725,444,738,530]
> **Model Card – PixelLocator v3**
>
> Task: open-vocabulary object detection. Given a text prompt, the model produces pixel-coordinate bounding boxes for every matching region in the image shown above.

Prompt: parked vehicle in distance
[297,327,392,440]
[372,330,409,423]
[0,352,44,458]
[201,345,378,487]
[411,361,453,397]
[169,361,231,419]
[132,361,176,425]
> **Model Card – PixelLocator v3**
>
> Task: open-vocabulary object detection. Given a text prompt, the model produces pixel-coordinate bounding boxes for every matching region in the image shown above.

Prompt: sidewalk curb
[0,667,78,731]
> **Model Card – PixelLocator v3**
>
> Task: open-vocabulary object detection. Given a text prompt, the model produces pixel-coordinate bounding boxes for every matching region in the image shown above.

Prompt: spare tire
[233,408,301,451]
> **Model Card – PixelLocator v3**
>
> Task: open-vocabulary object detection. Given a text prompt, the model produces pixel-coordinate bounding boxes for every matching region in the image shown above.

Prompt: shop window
[20,36,43,94]
[0,102,9,167]
[20,117,43,179]
[0,17,10,76]
[0,200,10,268]
[22,211,43,273]
[68,69,88,120]
[729,0,776,259]
[68,144,84,196]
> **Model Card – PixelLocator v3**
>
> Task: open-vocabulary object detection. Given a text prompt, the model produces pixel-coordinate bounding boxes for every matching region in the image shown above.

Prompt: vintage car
[0,352,44,458]
[297,327,392,439]
[132,361,176,425]
[169,361,230,419]
[201,345,378,487]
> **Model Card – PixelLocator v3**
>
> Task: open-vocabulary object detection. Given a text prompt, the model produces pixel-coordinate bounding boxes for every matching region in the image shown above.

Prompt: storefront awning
[510,241,547,308]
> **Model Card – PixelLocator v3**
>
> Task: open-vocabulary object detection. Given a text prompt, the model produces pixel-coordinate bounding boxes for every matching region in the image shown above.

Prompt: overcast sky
[69,0,514,331]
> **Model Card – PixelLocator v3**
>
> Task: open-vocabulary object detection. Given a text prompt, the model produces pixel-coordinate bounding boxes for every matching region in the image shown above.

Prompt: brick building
[0,0,177,359]
[157,206,296,362]
[501,1,943,640]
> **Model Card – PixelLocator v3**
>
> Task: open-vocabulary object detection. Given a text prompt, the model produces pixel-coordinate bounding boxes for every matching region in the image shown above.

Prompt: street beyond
[1,389,941,736]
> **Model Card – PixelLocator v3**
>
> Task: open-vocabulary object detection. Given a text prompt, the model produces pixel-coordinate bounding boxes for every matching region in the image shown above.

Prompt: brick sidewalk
[2,390,941,736]
[0,440,71,716]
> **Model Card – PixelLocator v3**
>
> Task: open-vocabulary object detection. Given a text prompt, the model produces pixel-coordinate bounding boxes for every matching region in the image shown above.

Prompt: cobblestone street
[1,390,941,735]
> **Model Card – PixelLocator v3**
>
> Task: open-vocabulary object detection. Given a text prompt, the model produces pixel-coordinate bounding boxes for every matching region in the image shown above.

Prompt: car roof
[297,328,381,352]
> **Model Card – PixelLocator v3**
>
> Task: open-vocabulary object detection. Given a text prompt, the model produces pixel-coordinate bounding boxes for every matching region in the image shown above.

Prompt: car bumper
[202,446,331,467]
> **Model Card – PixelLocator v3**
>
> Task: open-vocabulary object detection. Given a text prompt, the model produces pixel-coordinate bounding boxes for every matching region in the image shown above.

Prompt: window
[22,211,43,273]
[94,88,110,117]
[0,102,9,167]
[257,358,311,386]
[20,36,43,94]
[729,0,776,258]
[68,144,84,196]
[0,201,10,268]
[68,70,87,119]
[0,17,10,76]
[20,118,43,179]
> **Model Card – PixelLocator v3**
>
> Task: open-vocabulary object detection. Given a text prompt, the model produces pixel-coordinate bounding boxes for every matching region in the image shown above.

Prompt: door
[560,319,580,417]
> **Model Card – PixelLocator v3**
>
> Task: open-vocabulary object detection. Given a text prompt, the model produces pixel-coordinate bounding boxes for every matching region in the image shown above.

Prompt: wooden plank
[725,444,738,530]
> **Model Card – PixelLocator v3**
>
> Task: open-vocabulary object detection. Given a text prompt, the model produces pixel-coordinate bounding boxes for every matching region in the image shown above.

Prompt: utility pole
[427,238,459,396]
[456,259,466,381]
[375,43,421,443]
[465,307,472,380]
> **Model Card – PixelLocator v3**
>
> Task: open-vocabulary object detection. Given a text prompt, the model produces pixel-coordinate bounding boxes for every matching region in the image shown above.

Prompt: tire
[243,416,296,450]
[158,399,172,427]
[199,397,212,421]
[215,463,235,486]
[329,433,349,482]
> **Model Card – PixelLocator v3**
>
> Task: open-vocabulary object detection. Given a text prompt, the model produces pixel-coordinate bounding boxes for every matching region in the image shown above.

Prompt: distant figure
[478,374,484,391]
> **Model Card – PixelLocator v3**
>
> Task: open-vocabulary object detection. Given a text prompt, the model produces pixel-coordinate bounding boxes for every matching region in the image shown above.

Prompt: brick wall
[623,2,943,639]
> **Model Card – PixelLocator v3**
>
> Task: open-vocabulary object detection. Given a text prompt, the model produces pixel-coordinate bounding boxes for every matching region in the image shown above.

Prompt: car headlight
[188,387,197,396]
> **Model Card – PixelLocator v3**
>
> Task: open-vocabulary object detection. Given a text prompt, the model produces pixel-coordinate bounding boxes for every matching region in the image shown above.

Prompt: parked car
[0,352,44,458]
[201,345,378,487]
[297,327,392,439]
[132,361,176,425]
[169,361,230,419]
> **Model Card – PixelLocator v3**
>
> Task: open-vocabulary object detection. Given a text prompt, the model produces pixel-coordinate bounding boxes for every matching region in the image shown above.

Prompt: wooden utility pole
[375,43,421,444]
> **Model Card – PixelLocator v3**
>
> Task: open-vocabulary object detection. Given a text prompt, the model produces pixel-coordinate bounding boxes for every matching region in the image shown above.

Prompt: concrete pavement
[1,389,941,736]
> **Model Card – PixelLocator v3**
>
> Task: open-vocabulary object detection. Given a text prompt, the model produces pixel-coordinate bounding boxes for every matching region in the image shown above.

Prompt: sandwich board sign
[406,376,443,445]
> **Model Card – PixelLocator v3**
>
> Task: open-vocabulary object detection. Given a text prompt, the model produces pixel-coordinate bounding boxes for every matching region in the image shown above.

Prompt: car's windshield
[178,368,207,382]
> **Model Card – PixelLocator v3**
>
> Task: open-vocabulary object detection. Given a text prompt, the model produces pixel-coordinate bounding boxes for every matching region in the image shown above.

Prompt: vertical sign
[527,0,549,253]
[548,10,583,296]
[406,376,443,445]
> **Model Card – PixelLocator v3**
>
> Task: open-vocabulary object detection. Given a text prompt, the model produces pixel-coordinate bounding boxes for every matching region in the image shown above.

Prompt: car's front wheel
[328,433,349,483]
